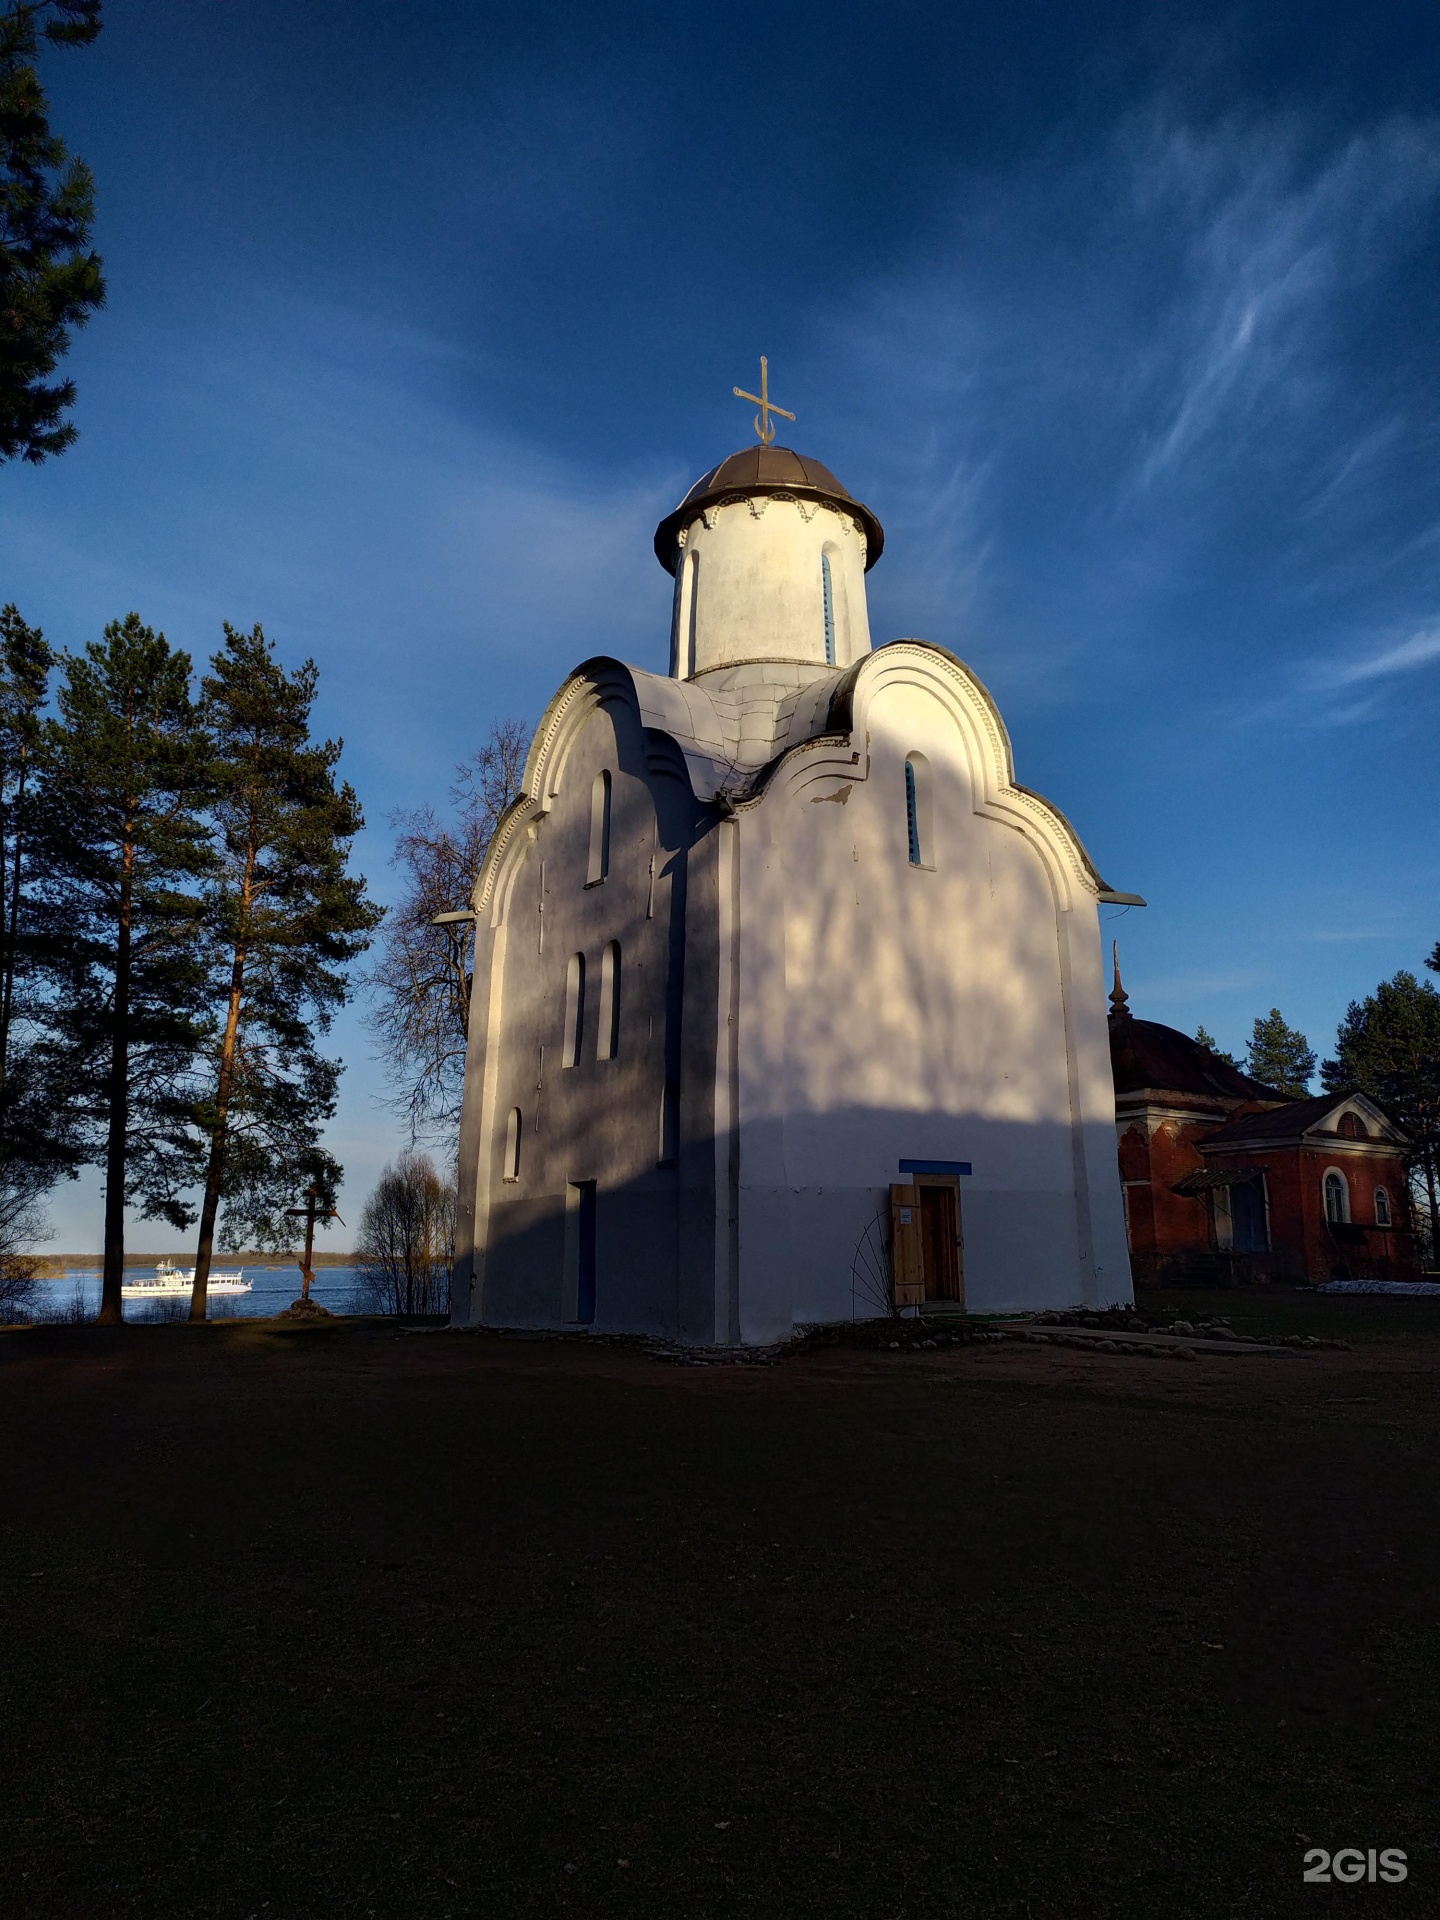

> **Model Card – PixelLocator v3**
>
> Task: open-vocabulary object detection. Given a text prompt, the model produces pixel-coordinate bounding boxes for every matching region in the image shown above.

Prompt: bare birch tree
[367,718,529,1144]
[0,1175,44,1319]
[354,1150,455,1316]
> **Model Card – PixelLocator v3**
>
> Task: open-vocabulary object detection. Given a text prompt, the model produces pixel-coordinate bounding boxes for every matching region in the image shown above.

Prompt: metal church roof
[653,445,885,575]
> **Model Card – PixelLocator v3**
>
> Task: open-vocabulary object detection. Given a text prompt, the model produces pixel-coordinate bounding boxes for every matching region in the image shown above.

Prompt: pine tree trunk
[0,740,24,1106]
[188,1104,228,1323]
[189,934,248,1321]
[190,822,258,1323]
[99,839,135,1325]
[0,766,10,1104]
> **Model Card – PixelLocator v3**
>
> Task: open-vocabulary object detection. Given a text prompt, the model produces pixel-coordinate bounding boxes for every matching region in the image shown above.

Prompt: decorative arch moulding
[682,493,858,546]
[473,660,637,924]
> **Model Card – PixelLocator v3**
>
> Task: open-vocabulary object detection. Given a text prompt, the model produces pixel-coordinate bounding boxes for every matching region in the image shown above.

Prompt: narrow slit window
[562,952,585,1067]
[904,752,931,867]
[669,556,685,674]
[587,771,611,885]
[503,1107,522,1182]
[1374,1186,1391,1227]
[685,549,700,679]
[821,551,836,667]
[598,941,621,1060]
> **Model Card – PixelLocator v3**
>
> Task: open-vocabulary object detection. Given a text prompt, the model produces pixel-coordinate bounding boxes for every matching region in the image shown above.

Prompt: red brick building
[1109,967,1420,1285]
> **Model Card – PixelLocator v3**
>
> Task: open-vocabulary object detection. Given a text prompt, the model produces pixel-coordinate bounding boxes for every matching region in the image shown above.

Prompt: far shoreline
[31,1252,357,1273]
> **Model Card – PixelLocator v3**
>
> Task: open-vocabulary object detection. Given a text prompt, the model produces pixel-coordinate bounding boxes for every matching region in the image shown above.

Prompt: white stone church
[451,435,1134,1342]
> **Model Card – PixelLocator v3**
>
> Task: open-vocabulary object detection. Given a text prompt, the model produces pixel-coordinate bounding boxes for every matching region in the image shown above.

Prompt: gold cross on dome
[732,357,795,446]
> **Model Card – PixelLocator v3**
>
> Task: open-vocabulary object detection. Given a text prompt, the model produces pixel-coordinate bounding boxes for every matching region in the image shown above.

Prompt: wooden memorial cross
[284,1182,343,1303]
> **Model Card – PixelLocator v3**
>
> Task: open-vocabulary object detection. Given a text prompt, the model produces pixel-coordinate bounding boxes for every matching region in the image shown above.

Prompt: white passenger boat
[121,1258,252,1297]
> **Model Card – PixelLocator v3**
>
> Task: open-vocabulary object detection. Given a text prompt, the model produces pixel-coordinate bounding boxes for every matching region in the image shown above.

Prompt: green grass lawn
[3,1309,1437,1918]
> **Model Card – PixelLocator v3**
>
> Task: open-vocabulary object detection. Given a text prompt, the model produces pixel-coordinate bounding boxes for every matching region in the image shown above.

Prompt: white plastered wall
[729,646,1132,1338]
[454,670,693,1335]
[672,495,872,676]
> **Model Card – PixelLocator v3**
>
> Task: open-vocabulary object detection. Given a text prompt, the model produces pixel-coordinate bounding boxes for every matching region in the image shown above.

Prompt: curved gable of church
[473,639,1113,926]
[756,639,1111,913]
[471,657,683,930]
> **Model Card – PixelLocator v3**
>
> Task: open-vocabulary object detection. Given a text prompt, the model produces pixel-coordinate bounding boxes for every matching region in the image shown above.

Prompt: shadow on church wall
[466,1103,1128,1344]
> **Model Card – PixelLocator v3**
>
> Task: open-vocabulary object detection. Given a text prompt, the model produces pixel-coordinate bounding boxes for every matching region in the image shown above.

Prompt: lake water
[33,1265,373,1321]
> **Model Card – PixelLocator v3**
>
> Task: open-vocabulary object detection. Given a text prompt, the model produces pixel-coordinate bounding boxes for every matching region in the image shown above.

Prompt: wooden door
[890,1183,925,1308]
[920,1183,963,1302]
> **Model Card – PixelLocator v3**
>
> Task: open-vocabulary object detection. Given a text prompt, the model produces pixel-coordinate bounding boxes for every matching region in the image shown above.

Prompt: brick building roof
[1199,1090,1408,1150]
[1108,1010,1284,1104]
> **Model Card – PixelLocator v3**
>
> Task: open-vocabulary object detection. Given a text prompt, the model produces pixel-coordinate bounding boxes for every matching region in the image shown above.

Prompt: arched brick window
[1323,1169,1349,1225]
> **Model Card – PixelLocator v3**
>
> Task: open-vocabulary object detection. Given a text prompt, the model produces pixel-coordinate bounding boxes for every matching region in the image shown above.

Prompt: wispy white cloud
[803,100,1440,711]
[1129,116,1440,490]
[1323,624,1440,686]
[1134,969,1265,996]
[1298,419,1405,521]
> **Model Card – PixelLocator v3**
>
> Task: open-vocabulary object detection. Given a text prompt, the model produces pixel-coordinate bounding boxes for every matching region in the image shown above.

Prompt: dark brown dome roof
[653,445,884,575]
[1109,1013,1285,1105]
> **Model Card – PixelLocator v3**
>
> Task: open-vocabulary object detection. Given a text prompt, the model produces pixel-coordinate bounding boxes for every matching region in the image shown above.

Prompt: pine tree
[0,605,49,1083]
[1246,1008,1316,1098]
[0,2,105,463]
[187,624,380,1319]
[0,606,78,1299]
[1322,971,1440,1266]
[35,614,213,1321]
[0,605,58,1165]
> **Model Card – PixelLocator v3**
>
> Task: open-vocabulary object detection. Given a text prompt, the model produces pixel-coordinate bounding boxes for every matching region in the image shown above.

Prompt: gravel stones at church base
[475,1309,1347,1365]
[1022,1305,1350,1357]
[1019,1327,1192,1360]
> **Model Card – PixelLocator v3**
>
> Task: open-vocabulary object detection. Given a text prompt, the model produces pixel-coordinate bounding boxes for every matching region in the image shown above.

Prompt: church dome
[654,445,885,575]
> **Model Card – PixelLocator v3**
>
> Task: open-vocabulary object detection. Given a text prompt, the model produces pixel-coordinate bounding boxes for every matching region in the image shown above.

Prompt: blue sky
[5,1,1439,1252]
